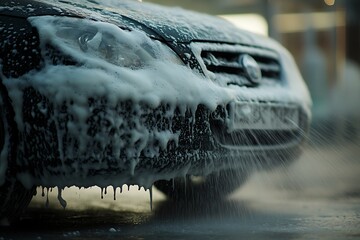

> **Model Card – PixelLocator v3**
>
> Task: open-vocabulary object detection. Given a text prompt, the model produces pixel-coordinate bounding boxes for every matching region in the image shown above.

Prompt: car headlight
[29,16,183,69]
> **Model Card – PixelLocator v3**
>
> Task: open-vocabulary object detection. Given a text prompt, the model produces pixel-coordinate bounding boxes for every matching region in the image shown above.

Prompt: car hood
[81,0,264,45]
[0,0,275,47]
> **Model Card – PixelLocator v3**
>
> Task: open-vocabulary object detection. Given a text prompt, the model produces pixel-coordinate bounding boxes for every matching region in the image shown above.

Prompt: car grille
[192,43,282,87]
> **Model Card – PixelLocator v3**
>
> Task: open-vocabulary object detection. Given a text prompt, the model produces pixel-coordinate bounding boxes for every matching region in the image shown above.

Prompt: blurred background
[146,0,360,144]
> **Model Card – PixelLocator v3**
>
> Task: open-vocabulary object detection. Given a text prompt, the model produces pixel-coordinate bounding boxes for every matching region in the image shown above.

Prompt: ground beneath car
[1,142,360,240]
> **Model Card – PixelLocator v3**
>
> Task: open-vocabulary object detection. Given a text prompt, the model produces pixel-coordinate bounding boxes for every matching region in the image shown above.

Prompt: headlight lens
[30,16,183,69]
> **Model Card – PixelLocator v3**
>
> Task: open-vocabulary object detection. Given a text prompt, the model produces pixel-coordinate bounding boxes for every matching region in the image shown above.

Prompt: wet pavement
[1,142,360,240]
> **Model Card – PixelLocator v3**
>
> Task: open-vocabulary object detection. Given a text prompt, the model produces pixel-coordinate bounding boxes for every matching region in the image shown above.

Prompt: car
[0,0,311,223]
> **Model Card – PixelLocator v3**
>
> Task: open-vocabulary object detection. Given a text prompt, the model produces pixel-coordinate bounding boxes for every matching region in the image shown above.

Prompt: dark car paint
[0,0,261,44]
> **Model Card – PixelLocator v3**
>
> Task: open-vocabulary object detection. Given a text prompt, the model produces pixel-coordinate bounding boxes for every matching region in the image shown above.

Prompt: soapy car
[0,0,311,223]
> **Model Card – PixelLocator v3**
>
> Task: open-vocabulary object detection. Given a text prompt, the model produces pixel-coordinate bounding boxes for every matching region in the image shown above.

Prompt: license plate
[228,102,300,131]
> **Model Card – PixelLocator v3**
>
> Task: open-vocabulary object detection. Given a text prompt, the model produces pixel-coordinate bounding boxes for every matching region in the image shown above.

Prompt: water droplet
[149,186,153,211]
[57,188,67,209]
[113,186,116,200]
[45,188,49,208]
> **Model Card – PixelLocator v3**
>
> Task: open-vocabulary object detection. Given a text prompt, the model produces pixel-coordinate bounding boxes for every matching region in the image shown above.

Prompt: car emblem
[239,54,262,84]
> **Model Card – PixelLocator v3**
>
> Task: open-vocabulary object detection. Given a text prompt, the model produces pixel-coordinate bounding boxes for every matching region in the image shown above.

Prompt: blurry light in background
[324,0,335,6]
[219,14,268,36]
[274,11,345,33]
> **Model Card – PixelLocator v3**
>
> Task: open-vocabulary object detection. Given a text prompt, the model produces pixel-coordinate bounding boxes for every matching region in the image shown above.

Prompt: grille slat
[206,63,244,75]
[258,63,281,73]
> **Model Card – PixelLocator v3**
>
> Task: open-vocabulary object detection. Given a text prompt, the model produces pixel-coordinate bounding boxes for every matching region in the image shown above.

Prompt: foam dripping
[57,188,67,209]
[149,186,153,211]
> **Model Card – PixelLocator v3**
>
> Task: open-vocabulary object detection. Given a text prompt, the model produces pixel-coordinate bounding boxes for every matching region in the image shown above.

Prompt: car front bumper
[11,85,309,188]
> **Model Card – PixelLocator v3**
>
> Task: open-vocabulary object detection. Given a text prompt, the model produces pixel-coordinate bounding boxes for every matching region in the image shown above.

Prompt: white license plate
[228,102,300,131]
